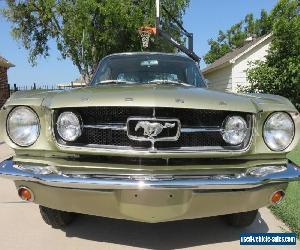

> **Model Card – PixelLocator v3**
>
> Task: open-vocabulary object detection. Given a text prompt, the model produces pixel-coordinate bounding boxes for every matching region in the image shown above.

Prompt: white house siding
[204,65,232,92]
[231,37,271,92]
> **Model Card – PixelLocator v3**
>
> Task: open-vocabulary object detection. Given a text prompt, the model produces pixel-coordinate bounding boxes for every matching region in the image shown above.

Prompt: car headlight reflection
[222,116,248,145]
[56,112,82,142]
[7,106,40,147]
[263,112,294,151]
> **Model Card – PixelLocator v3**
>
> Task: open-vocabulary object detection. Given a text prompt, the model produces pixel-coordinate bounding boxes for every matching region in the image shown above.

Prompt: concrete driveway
[0,143,296,250]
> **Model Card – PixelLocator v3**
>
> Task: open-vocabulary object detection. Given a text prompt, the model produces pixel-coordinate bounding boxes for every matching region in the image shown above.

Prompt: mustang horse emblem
[135,121,175,139]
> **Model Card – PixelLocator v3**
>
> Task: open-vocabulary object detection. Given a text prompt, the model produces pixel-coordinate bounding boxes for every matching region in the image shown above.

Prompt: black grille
[54,107,252,150]
[156,132,227,148]
[79,128,151,148]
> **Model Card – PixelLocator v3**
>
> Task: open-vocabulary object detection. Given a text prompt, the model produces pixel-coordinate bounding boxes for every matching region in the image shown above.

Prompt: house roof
[0,55,15,68]
[57,75,86,88]
[202,34,271,74]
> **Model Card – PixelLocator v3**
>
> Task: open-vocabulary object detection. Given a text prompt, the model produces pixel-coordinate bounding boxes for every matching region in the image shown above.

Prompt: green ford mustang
[0,52,300,229]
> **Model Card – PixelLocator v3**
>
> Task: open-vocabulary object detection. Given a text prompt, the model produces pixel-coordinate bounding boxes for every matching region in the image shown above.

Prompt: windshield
[91,54,205,87]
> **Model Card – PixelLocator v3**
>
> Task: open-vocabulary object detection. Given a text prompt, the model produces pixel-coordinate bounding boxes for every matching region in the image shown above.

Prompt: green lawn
[270,144,300,238]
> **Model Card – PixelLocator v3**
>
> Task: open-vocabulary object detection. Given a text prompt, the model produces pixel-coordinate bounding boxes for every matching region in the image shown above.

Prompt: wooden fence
[10,83,74,92]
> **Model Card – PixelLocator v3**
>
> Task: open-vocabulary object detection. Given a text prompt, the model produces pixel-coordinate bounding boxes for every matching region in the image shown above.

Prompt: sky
[0,0,278,87]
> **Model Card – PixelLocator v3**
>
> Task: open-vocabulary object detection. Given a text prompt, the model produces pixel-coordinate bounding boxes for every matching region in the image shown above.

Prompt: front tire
[224,209,258,227]
[39,206,76,229]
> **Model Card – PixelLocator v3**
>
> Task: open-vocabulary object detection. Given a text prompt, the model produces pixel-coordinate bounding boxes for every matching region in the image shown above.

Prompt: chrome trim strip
[181,127,222,133]
[84,124,222,133]
[52,112,255,154]
[84,124,127,131]
[1,160,299,190]
[73,144,232,151]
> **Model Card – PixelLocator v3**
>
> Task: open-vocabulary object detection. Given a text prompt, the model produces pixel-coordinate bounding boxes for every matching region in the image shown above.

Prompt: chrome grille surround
[53,107,254,152]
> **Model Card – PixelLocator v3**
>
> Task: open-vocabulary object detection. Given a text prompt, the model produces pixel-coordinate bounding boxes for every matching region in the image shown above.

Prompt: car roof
[102,52,193,62]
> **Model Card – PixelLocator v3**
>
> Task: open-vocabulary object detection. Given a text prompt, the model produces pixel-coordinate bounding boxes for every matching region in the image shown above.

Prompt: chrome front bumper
[0,160,300,190]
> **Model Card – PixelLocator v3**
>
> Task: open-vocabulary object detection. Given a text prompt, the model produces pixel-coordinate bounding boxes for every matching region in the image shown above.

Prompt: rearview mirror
[141,60,159,66]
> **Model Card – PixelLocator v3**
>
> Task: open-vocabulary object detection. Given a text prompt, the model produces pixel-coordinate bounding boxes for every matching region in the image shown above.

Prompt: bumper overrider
[1,159,300,222]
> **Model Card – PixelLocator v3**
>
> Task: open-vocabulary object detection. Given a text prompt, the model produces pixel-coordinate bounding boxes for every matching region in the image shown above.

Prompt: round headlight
[263,112,294,151]
[7,106,40,147]
[57,112,82,142]
[222,116,248,145]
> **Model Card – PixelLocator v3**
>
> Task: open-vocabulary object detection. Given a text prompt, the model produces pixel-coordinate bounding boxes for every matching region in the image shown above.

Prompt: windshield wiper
[95,79,192,86]
[95,80,139,85]
[147,80,191,87]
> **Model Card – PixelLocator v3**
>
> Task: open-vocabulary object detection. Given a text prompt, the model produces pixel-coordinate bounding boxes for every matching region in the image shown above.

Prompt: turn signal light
[18,187,34,202]
[271,190,285,204]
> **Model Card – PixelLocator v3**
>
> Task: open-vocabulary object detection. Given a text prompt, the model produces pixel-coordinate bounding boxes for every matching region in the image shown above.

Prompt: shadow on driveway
[64,212,269,249]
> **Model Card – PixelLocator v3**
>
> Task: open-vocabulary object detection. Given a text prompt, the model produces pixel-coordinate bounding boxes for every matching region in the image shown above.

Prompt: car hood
[6,85,297,113]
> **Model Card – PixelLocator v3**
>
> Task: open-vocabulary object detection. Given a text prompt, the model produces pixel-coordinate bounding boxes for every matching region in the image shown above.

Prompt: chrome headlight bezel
[221,115,249,146]
[263,112,295,151]
[6,106,40,147]
[56,111,82,142]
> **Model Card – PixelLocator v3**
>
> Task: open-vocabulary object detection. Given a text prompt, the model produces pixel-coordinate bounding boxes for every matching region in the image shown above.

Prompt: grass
[270,143,300,238]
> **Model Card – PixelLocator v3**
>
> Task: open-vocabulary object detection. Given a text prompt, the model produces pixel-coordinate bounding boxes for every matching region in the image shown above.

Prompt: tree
[204,10,272,64]
[2,0,190,80]
[245,0,300,110]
